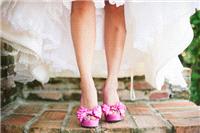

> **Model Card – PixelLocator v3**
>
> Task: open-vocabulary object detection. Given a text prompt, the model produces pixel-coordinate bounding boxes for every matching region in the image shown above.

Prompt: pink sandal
[101,102,126,122]
[76,105,102,128]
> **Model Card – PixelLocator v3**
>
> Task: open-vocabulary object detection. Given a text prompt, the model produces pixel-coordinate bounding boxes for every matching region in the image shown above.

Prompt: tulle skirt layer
[1,0,199,89]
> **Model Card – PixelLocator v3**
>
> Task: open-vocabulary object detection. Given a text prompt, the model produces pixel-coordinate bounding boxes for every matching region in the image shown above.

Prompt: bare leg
[103,2,126,105]
[71,1,97,109]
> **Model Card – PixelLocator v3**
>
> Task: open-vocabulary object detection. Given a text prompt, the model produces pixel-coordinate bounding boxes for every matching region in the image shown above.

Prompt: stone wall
[22,77,131,101]
[1,40,18,107]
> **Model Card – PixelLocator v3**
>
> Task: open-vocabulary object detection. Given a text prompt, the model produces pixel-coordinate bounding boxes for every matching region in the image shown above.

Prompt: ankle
[80,75,93,83]
[107,74,118,81]
[102,91,120,105]
[80,76,95,89]
[80,88,98,108]
[80,81,97,101]
[104,77,118,91]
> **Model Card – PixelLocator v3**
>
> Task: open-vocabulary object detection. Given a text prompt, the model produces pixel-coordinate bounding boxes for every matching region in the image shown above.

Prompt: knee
[71,1,95,16]
[105,3,126,34]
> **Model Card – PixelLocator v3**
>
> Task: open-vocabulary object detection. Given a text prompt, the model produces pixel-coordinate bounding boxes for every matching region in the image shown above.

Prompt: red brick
[1,114,33,126]
[118,89,131,101]
[133,115,166,128]
[126,103,153,115]
[30,110,67,133]
[151,100,196,109]
[149,91,169,100]
[36,91,62,100]
[129,81,154,90]
[162,110,200,120]
[30,121,62,133]
[47,103,68,110]
[170,118,200,133]
[133,115,170,132]
[126,102,149,108]
[157,106,200,113]
[101,111,137,133]
[176,126,200,133]
[14,103,43,114]
[39,110,66,121]
[1,114,33,133]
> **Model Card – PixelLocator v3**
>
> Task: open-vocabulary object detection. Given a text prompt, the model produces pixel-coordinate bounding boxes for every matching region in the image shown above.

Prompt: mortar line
[23,101,48,133]
[147,101,174,133]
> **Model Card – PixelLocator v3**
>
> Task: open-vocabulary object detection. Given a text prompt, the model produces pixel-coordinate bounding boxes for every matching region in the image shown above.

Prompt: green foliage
[182,9,200,105]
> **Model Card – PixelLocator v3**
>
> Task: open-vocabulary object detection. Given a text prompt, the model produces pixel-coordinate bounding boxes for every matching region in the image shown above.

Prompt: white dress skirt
[1,0,199,89]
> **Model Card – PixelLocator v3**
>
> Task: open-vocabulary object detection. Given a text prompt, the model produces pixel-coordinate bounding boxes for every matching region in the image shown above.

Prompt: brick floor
[1,100,200,133]
[14,103,43,114]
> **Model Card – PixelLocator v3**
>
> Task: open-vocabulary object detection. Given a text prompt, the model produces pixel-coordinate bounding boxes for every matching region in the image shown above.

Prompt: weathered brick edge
[1,100,200,133]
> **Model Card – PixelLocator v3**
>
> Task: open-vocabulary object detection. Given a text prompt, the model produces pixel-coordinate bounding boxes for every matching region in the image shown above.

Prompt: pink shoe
[76,105,102,128]
[101,102,126,122]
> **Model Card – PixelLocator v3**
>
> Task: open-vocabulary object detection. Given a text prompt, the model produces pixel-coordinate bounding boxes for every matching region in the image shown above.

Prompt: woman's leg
[71,1,97,109]
[103,2,126,105]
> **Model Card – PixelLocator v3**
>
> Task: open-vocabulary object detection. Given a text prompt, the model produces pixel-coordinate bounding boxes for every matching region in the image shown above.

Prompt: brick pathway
[1,100,200,133]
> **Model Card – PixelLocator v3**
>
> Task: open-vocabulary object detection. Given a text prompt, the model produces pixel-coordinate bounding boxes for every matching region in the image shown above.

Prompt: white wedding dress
[1,0,199,89]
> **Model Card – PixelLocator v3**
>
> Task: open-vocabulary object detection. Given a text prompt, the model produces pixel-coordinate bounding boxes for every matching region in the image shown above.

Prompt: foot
[102,77,126,122]
[77,78,102,127]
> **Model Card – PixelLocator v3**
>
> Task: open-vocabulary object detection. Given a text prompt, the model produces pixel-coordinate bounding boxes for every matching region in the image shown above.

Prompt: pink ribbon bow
[101,102,126,117]
[76,105,102,122]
